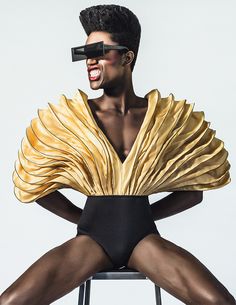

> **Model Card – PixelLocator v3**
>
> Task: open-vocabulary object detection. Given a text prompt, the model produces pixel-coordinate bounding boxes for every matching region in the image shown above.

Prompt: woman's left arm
[150,191,203,221]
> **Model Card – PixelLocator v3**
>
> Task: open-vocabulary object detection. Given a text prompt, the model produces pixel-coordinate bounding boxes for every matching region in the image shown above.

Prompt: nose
[86,57,99,66]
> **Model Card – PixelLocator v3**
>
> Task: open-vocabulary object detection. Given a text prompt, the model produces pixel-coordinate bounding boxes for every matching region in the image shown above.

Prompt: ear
[122,50,135,67]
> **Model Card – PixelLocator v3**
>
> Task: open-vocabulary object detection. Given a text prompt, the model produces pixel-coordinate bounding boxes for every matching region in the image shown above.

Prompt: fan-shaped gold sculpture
[12,88,231,203]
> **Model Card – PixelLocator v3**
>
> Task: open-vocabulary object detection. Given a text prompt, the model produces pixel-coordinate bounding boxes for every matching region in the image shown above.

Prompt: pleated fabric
[12,88,231,203]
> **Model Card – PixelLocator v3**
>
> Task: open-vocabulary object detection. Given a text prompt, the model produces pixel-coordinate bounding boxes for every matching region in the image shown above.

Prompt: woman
[1,4,235,305]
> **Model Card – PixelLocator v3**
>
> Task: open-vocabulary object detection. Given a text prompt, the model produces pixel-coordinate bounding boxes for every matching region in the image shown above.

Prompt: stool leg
[78,283,85,305]
[154,285,162,305]
[84,279,91,305]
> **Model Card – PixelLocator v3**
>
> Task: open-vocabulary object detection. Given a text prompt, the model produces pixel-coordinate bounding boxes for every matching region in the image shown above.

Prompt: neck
[100,74,140,115]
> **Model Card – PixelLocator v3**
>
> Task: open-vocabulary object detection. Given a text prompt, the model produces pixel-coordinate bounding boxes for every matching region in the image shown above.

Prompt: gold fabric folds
[12,88,231,203]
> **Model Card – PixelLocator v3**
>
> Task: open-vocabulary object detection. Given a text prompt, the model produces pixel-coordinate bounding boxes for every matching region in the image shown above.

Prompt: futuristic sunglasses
[71,41,129,62]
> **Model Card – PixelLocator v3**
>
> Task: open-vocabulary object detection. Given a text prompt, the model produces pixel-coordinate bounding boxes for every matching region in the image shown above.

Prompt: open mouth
[88,69,101,81]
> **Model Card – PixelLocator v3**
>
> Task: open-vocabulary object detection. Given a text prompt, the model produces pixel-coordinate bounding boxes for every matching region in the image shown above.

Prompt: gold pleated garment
[12,88,231,203]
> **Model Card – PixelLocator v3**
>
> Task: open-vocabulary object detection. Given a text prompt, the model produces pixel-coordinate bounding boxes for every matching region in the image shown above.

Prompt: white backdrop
[0,0,235,304]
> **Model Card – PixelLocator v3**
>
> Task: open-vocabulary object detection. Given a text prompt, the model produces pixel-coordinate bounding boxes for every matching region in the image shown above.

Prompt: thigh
[0,235,114,305]
[127,234,234,305]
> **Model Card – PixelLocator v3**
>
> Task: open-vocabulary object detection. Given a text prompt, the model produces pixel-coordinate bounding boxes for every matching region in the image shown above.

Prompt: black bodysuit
[76,195,160,269]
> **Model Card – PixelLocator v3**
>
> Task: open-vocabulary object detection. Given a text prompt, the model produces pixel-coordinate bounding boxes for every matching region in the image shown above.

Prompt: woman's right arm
[35,190,83,224]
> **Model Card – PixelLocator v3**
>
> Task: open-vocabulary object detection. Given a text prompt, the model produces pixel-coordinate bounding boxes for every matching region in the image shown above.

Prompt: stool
[78,267,162,305]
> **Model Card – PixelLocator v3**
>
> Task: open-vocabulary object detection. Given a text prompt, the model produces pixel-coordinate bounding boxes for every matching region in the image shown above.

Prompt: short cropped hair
[79,4,141,72]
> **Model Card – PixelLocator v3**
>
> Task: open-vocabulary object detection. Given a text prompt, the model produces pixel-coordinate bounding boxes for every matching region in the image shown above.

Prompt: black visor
[71,41,129,62]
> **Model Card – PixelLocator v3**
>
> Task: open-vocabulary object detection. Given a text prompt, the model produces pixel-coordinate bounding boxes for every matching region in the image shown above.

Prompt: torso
[87,97,148,163]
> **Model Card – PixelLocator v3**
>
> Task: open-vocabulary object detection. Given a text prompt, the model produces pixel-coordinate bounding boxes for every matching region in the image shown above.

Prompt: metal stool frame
[78,267,162,305]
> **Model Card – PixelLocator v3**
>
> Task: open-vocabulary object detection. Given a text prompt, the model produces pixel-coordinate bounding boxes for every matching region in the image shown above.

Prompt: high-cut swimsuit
[12,88,231,268]
[76,195,160,269]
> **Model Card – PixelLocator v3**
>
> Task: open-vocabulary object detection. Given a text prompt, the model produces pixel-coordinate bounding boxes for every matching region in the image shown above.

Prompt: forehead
[85,31,117,45]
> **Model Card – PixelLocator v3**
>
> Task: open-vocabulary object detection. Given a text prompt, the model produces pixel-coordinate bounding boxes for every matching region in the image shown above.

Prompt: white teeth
[90,69,101,77]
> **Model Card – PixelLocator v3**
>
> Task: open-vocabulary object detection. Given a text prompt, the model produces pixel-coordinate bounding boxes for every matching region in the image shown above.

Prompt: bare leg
[127,234,235,305]
[0,235,114,305]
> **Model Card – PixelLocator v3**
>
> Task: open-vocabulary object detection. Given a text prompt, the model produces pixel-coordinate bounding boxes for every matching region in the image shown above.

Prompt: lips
[88,67,101,81]
[89,69,101,81]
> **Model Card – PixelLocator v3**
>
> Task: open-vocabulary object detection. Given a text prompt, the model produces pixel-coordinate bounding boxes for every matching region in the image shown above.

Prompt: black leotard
[76,195,160,269]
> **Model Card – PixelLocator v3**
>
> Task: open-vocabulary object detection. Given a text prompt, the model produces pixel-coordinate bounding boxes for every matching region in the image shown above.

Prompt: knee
[206,293,236,305]
[0,291,23,305]
[0,292,10,305]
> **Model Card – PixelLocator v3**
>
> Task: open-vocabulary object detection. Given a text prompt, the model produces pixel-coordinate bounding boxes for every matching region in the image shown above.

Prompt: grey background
[0,0,235,304]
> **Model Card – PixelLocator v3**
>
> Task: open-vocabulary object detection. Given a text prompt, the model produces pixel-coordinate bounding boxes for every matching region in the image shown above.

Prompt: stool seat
[78,267,162,305]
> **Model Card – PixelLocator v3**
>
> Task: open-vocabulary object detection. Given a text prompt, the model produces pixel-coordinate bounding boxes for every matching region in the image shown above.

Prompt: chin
[89,79,105,90]
[90,83,101,90]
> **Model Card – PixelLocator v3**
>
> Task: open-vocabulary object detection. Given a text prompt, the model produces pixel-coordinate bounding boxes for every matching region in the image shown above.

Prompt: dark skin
[1,31,235,305]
